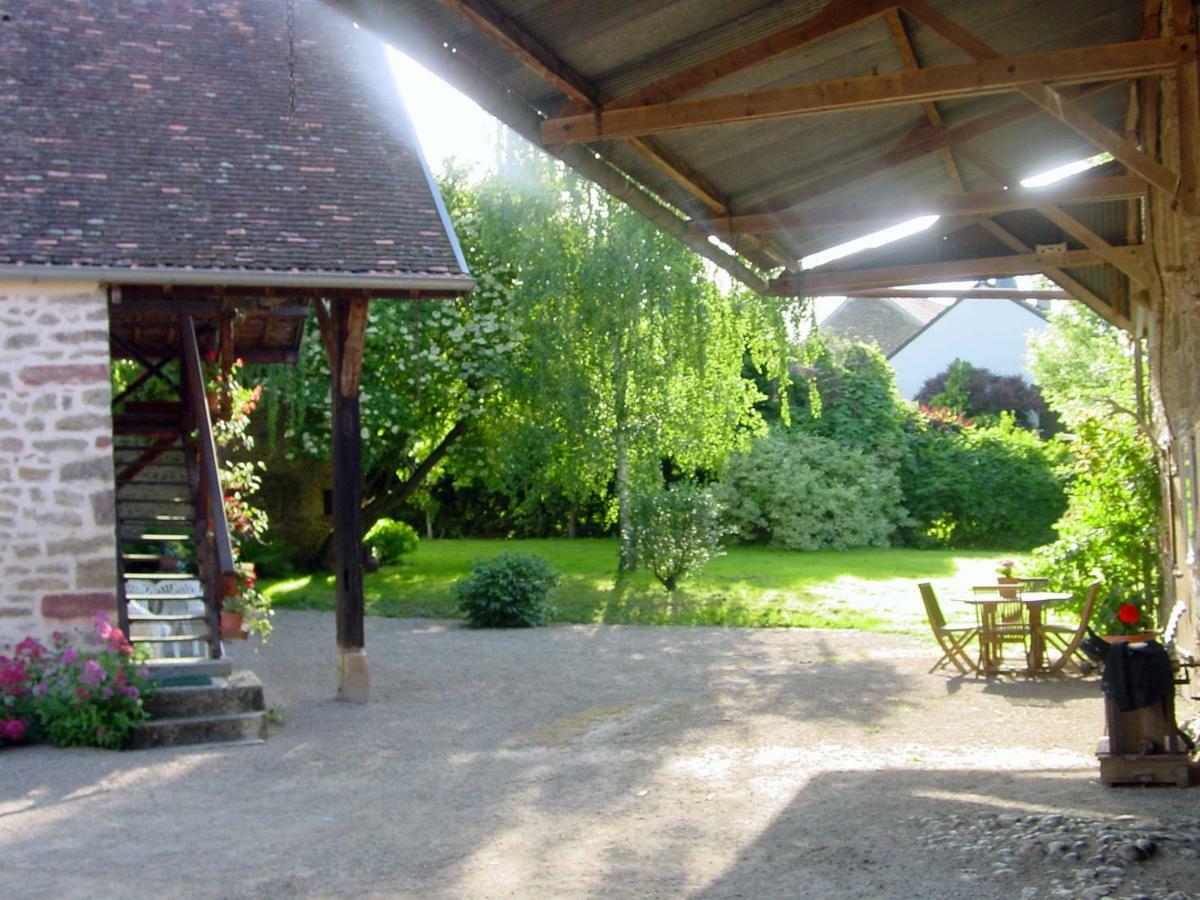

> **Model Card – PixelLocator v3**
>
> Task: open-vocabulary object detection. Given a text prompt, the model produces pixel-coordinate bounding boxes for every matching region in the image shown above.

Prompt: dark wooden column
[316,296,370,702]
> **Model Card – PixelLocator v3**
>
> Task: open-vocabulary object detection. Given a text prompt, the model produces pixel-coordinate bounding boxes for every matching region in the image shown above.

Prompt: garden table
[960,592,1072,675]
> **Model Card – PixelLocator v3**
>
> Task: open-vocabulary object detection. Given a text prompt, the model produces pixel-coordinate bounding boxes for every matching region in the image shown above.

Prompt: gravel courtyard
[2,610,1198,899]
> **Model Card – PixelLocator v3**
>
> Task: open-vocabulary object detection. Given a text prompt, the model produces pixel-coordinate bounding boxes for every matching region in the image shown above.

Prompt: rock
[1047,840,1070,856]
[1134,838,1157,856]
[1019,840,1045,858]
[1063,852,1081,862]
[1117,843,1148,863]
[992,867,1016,877]
[1078,886,1111,900]
[1042,815,1064,827]
[998,814,1021,827]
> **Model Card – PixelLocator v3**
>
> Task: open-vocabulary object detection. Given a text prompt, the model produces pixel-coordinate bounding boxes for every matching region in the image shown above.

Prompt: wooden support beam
[695,174,1146,236]
[841,288,1071,300]
[770,249,1106,294]
[541,37,1191,145]
[972,217,1132,331]
[739,82,1114,213]
[435,0,786,271]
[594,0,896,112]
[885,7,963,190]
[330,296,370,703]
[436,0,597,106]
[897,0,1183,195]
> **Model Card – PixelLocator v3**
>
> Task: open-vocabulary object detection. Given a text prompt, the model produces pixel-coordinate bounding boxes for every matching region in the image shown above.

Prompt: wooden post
[322,297,371,703]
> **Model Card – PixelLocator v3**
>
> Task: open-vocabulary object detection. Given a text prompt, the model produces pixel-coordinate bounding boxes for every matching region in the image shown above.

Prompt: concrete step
[143,671,265,719]
[129,709,266,750]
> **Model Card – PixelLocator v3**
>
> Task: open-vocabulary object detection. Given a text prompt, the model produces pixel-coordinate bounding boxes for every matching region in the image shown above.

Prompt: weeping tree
[262,148,796,573]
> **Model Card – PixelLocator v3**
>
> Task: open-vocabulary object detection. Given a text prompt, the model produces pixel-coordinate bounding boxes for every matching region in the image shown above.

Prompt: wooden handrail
[179,314,236,580]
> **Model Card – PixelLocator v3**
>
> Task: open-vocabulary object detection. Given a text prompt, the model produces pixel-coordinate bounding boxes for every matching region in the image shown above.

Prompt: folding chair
[919,582,979,674]
[1044,581,1102,673]
[971,584,1031,672]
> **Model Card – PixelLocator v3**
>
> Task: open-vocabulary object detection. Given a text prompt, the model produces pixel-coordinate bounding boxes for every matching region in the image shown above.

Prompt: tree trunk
[613,331,636,574]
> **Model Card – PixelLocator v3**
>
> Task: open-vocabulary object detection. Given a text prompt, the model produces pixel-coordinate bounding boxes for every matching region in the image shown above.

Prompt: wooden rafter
[885,7,963,190]
[770,249,1106,295]
[897,0,1182,195]
[842,288,1071,300]
[693,174,1146,237]
[738,82,1115,214]
[585,0,895,113]
[434,0,789,270]
[541,37,1192,145]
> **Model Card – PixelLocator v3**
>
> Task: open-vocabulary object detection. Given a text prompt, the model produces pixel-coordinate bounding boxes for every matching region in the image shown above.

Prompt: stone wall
[0,281,117,646]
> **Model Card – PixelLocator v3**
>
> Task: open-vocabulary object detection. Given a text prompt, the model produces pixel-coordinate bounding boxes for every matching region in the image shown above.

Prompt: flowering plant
[211,361,273,642]
[0,614,154,750]
[996,559,1017,578]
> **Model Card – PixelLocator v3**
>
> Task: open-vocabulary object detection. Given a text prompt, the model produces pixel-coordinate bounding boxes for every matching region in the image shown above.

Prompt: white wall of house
[888,299,1048,400]
[0,281,117,645]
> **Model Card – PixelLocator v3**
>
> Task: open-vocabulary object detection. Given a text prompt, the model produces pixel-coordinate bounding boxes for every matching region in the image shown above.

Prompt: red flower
[1117,603,1141,625]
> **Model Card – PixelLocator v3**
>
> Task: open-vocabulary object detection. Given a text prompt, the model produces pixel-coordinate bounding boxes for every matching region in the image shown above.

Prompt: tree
[1027,305,1161,622]
[916,359,1056,432]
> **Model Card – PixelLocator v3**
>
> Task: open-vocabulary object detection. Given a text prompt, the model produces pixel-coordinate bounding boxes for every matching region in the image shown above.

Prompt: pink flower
[93,613,113,640]
[80,659,106,687]
[75,685,89,699]
[61,647,79,665]
[121,686,140,700]
[136,667,149,679]
[0,718,26,742]
[32,682,49,696]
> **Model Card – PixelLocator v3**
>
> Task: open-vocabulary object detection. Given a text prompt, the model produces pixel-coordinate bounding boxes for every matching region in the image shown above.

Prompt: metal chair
[919,582,979,675]
[1044,581,1102,673]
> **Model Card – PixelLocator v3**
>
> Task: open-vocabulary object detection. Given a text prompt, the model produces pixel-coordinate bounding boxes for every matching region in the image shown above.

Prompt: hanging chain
[285,0,297,117]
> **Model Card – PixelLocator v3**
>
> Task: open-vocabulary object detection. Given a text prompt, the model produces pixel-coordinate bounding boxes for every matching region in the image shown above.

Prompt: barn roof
[0,0,472,294]
[332,0,1184,330]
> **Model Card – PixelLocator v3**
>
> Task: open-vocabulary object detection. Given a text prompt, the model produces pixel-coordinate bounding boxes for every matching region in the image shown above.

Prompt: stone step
[128,710,266,750]
[142,671,265,719]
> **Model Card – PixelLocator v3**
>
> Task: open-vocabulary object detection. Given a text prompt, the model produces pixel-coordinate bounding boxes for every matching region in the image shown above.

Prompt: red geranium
[1117,603,1141,625]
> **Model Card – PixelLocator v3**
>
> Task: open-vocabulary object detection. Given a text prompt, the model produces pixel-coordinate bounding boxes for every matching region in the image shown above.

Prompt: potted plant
[220,560,272,642]
[1099,596,1158,644]
[996,558,1021,598]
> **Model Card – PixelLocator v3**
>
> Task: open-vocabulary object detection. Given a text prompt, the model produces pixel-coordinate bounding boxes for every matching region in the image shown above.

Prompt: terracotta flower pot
[220,610,248,640]
[1101,632,1159,644]
[997,576,1021,599]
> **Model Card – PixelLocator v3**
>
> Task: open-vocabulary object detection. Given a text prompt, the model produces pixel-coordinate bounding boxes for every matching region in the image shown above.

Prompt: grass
[263,539,1023,634]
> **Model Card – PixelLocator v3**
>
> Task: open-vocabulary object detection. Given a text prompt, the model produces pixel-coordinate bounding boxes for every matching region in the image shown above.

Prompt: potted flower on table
[996,559,1021,598]
[1100,595,1158,644]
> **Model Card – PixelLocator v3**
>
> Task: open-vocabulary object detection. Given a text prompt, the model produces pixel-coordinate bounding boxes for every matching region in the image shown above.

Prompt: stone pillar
[0,281,118,645]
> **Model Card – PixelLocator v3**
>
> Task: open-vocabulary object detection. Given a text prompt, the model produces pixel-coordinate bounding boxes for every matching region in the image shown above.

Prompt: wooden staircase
[111,315,266,747]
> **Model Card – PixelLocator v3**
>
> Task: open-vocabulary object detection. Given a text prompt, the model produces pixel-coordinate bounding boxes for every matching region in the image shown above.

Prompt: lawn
[263,539,1022,634]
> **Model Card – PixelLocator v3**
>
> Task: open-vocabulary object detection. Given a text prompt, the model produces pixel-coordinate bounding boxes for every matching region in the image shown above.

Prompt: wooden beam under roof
[692,174,1146,237]
[769,249,1107,294]
[738,82,1115,214]
[586,0,896,113]
[541,37,1193,145]
[897,0,1181,195]
[841,287,1070,300]
[434,0,789,271]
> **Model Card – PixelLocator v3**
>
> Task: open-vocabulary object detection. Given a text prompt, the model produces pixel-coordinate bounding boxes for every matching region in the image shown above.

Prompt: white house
[887,298,1048,400]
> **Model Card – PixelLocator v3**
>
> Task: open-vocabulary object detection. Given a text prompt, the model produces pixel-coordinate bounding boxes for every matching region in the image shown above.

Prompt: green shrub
[899,412,1069,548]
[454,554,558,627]
[1030,417,1160,619]
[631,482,726,591]
[364,517,420,565]
[715,429,906,550]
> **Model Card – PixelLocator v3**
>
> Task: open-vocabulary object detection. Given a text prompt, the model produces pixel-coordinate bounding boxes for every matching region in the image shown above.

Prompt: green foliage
[1,618,154,751]
[631,482,726,591]
[716,430,907,550]
[454,553,559,628]
[789,336,907,464]
[1027,305,1160,620]
[900,412,1070,548]
[916,358,1055,431]
[364,517,420,565]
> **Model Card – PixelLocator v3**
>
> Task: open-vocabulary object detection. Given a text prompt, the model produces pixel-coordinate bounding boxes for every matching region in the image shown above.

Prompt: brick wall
[0,281,117,645]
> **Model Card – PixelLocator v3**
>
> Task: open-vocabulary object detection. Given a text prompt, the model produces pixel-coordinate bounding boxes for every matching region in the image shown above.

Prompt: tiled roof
[0,0,471,290]
[821,297,951,356]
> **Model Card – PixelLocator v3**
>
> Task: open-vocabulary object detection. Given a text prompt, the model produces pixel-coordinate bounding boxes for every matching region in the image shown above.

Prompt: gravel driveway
[2,610,1197,899]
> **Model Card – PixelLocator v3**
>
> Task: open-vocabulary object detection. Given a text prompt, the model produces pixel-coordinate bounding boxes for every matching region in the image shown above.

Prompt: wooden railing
[179,315,235,652]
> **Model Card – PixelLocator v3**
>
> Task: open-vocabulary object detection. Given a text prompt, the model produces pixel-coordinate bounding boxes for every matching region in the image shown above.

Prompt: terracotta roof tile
[0,0,469,286]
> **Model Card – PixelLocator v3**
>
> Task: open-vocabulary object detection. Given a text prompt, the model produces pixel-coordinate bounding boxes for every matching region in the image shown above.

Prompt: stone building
[0,0,472,699]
